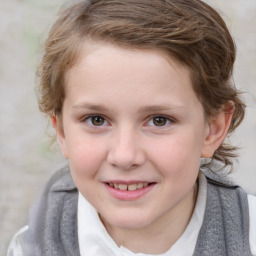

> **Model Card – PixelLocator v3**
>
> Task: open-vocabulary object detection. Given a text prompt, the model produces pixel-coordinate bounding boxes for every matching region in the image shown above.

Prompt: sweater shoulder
[44,165,77,193]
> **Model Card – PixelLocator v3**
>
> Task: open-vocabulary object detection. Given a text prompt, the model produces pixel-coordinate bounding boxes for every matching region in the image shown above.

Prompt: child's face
[56,42,214,232]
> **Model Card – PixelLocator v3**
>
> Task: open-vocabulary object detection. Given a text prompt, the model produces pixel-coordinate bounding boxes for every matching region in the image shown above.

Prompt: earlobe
[201,102,234,158]
[51,116,69,158]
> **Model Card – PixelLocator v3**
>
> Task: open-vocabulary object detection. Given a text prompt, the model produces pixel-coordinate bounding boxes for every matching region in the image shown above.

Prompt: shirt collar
[77,172,207,256]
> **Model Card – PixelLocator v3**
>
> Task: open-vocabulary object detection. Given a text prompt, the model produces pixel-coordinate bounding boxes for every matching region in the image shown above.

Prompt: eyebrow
[138,105,185,113]
[72,102,185,113]
[72,103,109,112]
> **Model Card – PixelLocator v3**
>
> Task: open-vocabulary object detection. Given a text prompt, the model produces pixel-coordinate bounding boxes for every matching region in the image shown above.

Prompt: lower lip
[104,183,155,200]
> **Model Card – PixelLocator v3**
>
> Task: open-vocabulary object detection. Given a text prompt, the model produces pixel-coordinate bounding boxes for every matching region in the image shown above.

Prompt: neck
[102,182,198,254]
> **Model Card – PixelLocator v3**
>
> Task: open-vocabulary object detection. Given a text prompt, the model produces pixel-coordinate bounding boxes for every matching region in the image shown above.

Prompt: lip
[105,180,151,185]
[104,181,156,201]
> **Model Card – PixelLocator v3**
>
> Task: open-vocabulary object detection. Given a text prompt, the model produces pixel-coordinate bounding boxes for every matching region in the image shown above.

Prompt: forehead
[64,41,201,114]
[67,39,189,78]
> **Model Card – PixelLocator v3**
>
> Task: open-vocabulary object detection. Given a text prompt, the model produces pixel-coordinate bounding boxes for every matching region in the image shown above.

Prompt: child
[8,0,256,255]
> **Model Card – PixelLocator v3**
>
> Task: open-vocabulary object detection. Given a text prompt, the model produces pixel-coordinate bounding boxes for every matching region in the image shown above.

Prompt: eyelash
[82,114,174,128]
[146,115,174,127]
[83,115,110,127]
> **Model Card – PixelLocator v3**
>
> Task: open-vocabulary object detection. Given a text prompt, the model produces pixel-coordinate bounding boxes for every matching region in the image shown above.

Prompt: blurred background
[0,0,255,254]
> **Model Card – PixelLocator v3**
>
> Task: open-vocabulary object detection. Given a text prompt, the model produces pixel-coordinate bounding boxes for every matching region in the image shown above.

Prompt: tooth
[143,183,148,187]
[114,183,119,189]
[109,183,114,187]
[118,184,128,191]
[137,183,144,189]
[128,184,137,191]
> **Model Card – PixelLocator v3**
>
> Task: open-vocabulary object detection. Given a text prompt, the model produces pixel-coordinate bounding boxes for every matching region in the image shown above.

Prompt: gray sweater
[13,166,253,255]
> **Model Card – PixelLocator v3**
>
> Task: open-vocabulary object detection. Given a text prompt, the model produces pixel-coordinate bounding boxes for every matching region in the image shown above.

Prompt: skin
[54,41,233,254]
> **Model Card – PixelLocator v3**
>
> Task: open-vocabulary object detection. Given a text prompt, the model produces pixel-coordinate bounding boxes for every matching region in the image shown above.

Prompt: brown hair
[37,0,245,171]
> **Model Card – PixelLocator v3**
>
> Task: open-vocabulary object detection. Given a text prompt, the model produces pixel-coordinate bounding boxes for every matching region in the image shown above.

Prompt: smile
[108,182,149,191]
[104,182,156,200]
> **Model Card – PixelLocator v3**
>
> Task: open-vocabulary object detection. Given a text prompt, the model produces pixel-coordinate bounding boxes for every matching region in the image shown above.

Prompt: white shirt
[8,173,256,255]
[77,173,256,255]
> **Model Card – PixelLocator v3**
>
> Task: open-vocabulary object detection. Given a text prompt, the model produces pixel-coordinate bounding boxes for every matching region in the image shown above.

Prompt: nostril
[107,146,146,170]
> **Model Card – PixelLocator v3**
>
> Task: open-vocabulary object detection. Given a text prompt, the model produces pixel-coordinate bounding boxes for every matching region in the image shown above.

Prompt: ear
[201,101,234,158]
[51,116,69,158]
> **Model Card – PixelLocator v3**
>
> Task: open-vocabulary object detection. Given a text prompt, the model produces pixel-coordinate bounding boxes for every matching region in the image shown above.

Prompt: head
[36,1,246,250]
[37,0,245,172]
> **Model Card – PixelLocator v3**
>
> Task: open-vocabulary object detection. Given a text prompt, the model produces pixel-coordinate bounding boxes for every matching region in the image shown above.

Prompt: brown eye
[153,116,168,126]
[147,115,172,127]
[87,116,106,126]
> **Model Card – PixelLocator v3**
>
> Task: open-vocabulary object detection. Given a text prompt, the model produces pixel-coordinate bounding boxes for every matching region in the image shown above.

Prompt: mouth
[104,181,156,200]
[107,182,152,191]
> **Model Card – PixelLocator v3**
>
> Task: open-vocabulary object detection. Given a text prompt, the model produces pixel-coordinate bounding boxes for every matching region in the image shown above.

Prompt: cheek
[67,136,107,176]
[150,134,202,175]
[68,139,107,199]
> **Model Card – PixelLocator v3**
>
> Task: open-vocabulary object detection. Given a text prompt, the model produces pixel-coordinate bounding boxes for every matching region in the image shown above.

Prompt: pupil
[153,117,166,126]
[92,116,104,126]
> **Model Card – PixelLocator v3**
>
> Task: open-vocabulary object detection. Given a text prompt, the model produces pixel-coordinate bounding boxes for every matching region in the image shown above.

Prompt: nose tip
[107,134,145,170]
[107,150,142,170]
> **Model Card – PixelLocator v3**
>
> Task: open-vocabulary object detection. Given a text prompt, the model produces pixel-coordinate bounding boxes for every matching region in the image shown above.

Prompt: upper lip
[104,180,155,185]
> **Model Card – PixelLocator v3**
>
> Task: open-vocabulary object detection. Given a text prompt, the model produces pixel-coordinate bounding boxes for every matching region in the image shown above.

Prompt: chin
[102,211,154,230]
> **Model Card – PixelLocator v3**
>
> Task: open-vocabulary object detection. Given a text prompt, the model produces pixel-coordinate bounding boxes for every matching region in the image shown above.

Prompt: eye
[147,115,172,127]
[85,115,108,126]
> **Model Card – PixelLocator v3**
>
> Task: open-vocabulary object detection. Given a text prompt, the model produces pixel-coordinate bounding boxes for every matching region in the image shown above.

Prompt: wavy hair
[37,0,245,171]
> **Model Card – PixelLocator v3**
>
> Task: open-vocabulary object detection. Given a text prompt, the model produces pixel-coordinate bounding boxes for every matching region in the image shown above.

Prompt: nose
[107,127,146,170]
